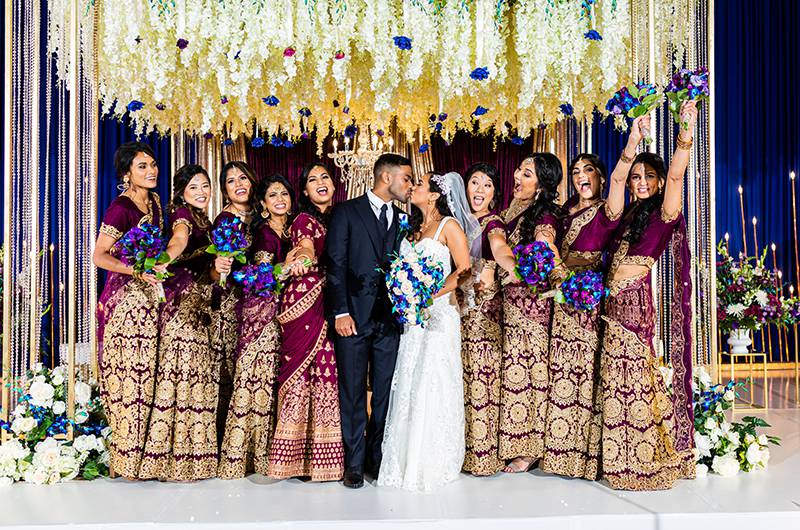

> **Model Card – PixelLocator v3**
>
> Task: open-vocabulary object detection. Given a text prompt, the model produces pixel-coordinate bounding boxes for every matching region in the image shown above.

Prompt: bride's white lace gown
[378,218,466,492]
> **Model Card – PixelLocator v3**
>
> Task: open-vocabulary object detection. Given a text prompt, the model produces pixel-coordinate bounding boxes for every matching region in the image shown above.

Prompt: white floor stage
[2,405,798,530]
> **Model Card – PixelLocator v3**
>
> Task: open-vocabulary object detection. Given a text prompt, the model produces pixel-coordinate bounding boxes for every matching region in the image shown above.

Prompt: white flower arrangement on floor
[0,364,110,486]
[692,367,780,478]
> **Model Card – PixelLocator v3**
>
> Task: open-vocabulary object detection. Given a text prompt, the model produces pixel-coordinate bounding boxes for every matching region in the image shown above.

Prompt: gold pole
[66,0,79,437]
[29,0,41,368]
[738,186,747,257]
[2,0,14,438]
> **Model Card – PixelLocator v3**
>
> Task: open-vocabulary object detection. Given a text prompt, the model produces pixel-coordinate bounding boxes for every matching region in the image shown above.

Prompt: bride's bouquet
[116,222,172,302]
[513,241,555,295]
[385,246,446,327]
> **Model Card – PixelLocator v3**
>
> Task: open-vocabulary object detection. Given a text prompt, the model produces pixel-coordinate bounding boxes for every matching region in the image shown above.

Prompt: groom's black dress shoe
[343,468,364,489]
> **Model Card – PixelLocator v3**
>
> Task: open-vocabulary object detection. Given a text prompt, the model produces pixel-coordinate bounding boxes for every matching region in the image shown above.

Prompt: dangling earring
[118,176,130,192]
[261,209,270,219]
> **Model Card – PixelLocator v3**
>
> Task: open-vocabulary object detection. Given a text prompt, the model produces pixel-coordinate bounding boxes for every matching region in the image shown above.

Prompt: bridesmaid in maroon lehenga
[540,118,647,481]
[219,174,294,479]
[460,163,515,476]
[599,101,698,490]
[140,164,217,481]
[498,153,564,474]
[268,162,345,481]
[93,142,164,479]
[210,161,259,441]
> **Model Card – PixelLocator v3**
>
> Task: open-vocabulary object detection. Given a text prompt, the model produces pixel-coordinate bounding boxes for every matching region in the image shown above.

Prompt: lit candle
[791,171,799,292]
[752,217,759,257]
[738,186,748,256]
[332,138,338,150]
[724,232,730,252]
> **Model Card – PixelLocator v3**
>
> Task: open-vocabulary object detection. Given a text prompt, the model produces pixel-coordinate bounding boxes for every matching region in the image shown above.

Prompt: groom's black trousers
[334,311,400,472]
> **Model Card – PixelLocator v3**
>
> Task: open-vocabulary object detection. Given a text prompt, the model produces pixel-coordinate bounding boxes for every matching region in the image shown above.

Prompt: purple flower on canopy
[203,132,214,140]
[470,67,490,81]
[251,137,265,148]
[473,105,489,116]
[393,36,412,50]
[560,103,574,116]
[220,96,229,104]
[342,106,350,114]
[434,122,443,132]
[126,100,144,113]
[262,95,280,106]
[300,132,310,140]
[176,38,189,50]
[418,143,429,154]
[299,107,312,117]
[155,103,166,111]
[438,112,448,121]
[584,30,603,40]
[344,124,358,138]
[376,129,385,137]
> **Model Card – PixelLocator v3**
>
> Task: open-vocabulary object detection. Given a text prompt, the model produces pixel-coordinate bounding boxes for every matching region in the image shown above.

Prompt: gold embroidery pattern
[540,303,601,480]
[210,288,241,439]
[561,202,602,256]
[661,205,681,224]
[98,279,160,479]
[277,278,324,324]
[100,223,123,240]
[172,218,193,232]
[461,287,504,476]
[218,300,282,479]
[140,284,218,481]
[498,284,551,461]
[502,200,530,226]
[267,323,345,482]
[254,251,274,264]
[598,283,693,491]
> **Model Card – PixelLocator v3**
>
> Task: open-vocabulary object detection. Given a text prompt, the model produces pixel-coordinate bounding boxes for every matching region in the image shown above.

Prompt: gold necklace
[503,198,531,223]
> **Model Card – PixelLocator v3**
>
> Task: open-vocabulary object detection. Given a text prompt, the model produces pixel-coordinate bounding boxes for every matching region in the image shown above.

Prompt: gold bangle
[676,136,693,150]
[620,150,635,164]
[132,270,142,281]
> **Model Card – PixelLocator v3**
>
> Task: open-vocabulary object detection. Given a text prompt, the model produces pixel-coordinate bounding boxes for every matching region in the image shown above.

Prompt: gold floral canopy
[50,0,693,145]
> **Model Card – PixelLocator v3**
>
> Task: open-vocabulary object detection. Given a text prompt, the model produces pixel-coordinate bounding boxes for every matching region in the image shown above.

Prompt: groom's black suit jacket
[325,194,404,328]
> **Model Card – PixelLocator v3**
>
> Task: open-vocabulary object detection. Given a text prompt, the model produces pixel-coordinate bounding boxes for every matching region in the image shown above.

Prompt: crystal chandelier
[328,129,394,199]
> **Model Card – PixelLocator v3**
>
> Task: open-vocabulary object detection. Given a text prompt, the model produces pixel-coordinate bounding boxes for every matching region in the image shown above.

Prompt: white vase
[727,329,752,355]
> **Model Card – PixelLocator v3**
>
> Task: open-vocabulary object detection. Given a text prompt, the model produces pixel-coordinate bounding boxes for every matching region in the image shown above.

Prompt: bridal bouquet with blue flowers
[116,222,171,302]
[385,246,445,327]
[206,216,249,287]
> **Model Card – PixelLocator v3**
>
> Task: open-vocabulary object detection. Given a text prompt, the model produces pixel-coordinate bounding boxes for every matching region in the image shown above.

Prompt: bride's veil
[438,172,482,259]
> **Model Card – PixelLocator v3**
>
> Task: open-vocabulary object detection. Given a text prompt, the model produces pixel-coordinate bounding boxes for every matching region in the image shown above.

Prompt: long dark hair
[463,162,502,212]
[219,160,258,211]
[251,173,295,238]
[409,172,455,238]
[567,153,608,204]
[519,153,564,245]
[298,161,336,227]
[113,141,157,183]
[168,164,211,228]
[623,152,667,245]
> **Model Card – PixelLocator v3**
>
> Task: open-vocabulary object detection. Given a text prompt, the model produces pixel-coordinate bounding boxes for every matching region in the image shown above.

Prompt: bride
[378,171,480,492]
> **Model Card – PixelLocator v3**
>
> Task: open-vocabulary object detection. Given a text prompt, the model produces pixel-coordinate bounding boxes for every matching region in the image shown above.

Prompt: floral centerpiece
[716,242,781,353]
[692,367,780,477]
[0,364,110,485]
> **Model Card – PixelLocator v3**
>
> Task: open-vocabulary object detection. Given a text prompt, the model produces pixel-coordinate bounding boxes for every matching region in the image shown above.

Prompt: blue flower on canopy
[584,30,603,41]
[560,103,574,116]
[473,105,489,116]
[251,137,265,148]
[510,136,524,145]
[393,36,412,50]
[126,100,144,113]
[470,67,490,81]
[419,143,429,154]
[262,95,280,106]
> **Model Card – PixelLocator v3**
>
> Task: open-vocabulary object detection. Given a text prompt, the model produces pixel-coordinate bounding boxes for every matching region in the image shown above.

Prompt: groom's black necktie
[379,203,389,233]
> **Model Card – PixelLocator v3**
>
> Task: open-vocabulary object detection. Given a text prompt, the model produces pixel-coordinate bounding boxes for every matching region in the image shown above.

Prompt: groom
[326,153,414,489]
